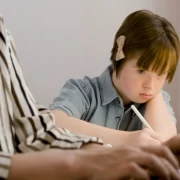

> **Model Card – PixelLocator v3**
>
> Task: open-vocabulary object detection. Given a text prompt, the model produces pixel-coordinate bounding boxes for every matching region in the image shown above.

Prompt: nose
[142,76,153,90]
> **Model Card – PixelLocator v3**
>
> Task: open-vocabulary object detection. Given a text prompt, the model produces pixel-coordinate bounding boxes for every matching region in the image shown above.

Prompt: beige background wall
[1,0,180,130]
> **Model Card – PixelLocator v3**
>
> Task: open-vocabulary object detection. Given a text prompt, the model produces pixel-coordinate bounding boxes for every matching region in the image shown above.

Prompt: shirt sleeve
[0,16,103,180]
[0,152,12,180]
[161,90,177,124]
[49,78,90,119]
[6,27,103,152]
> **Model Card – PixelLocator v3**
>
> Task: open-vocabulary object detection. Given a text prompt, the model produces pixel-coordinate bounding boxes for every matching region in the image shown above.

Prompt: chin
[133,99,149,104]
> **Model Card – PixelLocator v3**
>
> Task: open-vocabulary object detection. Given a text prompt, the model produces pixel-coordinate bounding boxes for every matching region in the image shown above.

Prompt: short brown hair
[110,10,180,83]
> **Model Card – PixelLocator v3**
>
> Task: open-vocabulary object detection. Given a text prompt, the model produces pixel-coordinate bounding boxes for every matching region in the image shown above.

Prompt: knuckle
[128,162,149,180]
[147,154,158,164]
[128,162,138,172]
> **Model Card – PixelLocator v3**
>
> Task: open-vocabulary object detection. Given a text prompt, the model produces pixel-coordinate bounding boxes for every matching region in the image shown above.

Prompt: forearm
[8,150,87,180]
[52,110,130,146]
[144,92,177,141]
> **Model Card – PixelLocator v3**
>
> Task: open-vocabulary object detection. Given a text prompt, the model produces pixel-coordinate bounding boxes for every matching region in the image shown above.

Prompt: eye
[137,69,145,74]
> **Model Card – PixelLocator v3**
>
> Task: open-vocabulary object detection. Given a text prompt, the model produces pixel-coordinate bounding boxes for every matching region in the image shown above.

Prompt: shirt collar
[98,65,119,106]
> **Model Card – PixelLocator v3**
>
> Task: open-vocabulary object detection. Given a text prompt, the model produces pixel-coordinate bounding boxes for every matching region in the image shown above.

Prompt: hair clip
[115,35,126,61]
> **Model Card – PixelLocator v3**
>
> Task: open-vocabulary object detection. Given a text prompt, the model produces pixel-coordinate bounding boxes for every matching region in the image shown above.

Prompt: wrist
[148,92,162,103]
[114,130,132,146]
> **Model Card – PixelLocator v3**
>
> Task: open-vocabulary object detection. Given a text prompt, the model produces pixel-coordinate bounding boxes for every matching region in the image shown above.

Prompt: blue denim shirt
[49,66,176,131]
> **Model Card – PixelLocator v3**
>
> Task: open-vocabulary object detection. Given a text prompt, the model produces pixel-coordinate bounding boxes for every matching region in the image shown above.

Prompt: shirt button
[115,116,121,122]
[117,99,120,104]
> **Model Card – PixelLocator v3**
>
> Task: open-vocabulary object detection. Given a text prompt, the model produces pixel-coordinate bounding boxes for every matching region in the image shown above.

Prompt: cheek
[154,79,166,90]
[118,70,142,92]
[121,75,138,90]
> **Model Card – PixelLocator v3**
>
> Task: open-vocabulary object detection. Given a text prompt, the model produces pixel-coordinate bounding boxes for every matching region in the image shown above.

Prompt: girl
[50,10,180,146]
[0,13,179,180]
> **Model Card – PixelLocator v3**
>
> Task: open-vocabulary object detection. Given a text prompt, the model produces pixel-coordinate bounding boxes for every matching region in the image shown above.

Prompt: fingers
[122,162,149,180]
[141,145,179,169]
[163,135,180,164]
[133,152,180,180]
[161,158,180,180]
[164,135,180,154]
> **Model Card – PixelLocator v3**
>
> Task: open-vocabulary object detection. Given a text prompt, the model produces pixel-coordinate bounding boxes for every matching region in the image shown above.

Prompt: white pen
[131,105,153,130]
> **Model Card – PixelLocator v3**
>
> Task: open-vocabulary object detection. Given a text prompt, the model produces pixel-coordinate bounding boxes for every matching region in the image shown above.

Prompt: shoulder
[161,89,170,102]
[63,76,99,96]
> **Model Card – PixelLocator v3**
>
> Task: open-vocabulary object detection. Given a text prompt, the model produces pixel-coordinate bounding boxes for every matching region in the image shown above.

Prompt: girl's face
[112,58,167,105]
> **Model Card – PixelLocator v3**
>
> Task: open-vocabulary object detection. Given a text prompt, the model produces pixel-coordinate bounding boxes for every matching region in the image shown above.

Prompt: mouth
[139,93,152,99]
[139,93,152,96]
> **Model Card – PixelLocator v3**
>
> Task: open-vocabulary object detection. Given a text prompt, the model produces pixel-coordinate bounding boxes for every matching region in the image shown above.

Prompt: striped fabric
[0,16,103,179]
